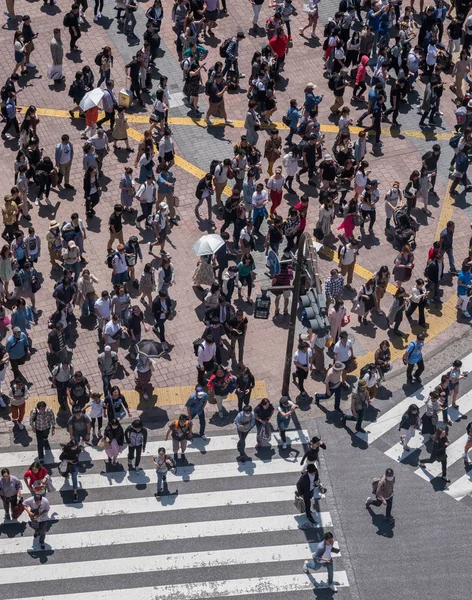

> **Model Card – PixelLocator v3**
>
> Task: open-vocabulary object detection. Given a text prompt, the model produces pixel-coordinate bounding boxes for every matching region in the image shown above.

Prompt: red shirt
[295,201,309,231]
[269,35,288,58]
[24,467,48,486]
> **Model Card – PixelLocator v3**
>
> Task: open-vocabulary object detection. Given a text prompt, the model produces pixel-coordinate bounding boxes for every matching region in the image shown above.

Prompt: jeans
[222,58,238,76]
[136,202,153,223]
[81,297,96,317]
[305,559,334,585]
[286,127,297,144]
[190,411,206,436]
[407,359,424,381]
[237,430,250,456]
[443,248,456,272]
[128,444,142,467]
[277,415,291,442]
[35,428,51,460]
[97,69,111,87]
[157,471,166,493]
[69,464,78,490]
[316,385,342,410]
[102,372,113,396]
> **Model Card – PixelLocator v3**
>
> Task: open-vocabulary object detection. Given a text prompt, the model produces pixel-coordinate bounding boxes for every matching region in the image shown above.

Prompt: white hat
[159,202,168,210]
[104,345,111,352]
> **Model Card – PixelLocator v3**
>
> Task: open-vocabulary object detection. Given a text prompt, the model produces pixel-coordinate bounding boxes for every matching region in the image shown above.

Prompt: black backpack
[328,75,336,91]
[219,38,232,58]
[105,251,118,269]
[63,12,74,27]
[193,338,204,356]
[210,160,220,176]
[95,52,104,67]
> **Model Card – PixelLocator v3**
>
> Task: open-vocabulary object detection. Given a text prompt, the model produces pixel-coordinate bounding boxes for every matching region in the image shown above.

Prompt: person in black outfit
[296,463,320,528]
[296,135,318,185]
[383,76,406,127]
[143,22,161,65]
[419,427,450,482]
[300,436,326,470]
[68,5,82,52]
[125,54,143,106]
[220,190,240,234]
[421,144,441,193]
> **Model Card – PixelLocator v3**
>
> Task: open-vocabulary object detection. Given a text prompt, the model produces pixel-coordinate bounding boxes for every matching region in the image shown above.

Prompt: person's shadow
[366,505,395,538]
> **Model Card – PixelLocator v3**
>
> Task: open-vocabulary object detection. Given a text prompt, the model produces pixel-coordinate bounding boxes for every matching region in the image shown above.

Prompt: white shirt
[278,400,295,415]
[355,171,368,187]
[87,399,104,418]
[293,349,312,367]
[112,252,128,274]
[23,496,50,522]
[197,341,217,367]
[252,190,268,208]
[58,143,72,165]
[339,245,356,266]
[136,182,157,204]
[104,320,120,344]
[213,164,229,184]
[94,297,111,319]
[321,543,333,561]
[333,339,352,362]
[426,44,437,66]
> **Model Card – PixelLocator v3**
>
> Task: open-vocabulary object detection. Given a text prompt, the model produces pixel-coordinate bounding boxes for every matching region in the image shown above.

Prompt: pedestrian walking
[23,492,50,551]
[68,405,91,444]
[165,414,192,462]
[277,397,298,449]
[125,418,147,470]
[0,468,22,521]
[403,332,425,384]
[235,404,255,462]
[59,439,81,502]
[186,386,208,439]
[302,531,340,592]
[398,404,421,451]
[300,436,326,472]
[103,418,124,465]
[254,398,274,447]
[292,340,312,397]
[30,401,55,462]
[365,467,395,524]
[405,278,428,327]
[296,463,320,528]
[420,427,450,483]
[342,379,370,432]
[315,361,345,414]
[152,447,175,497]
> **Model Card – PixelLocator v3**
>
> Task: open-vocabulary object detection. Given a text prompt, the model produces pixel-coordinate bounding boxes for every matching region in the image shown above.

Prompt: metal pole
[281,231,310,398]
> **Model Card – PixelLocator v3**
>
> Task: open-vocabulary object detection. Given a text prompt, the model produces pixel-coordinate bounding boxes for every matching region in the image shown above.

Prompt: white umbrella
[79,88,104,112]
[192,234,225,256]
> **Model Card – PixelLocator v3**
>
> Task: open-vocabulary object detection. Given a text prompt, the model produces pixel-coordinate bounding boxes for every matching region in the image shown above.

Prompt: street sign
[266,249,280,276]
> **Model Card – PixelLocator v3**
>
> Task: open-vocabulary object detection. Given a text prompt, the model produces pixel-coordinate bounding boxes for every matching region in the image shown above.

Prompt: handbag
[58,460,69,477]
[351,299,365,316]
[294,491,306,513]
[173,195,180,208]
[282,115,291,126]
[313,227,324,241]
[31,276,41,294]
[341,314,350,326]
[12,499,24,520]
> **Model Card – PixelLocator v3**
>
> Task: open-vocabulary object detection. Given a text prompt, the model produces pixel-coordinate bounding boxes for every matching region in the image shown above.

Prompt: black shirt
[48,330,66,354]
[319,161,337,180]
[127,312,143,336]
[422,150,440,171]
[447,21,463,39]
[303,144,317,164]
[22,23,34,43]
[68,12,80,30]
[268,223,283,244]
[333,76,345,97]
[126,59,141,81]
[224,195,240,216]
[109,212,123,233]
[209,81,224,104]
[68,377,89,405]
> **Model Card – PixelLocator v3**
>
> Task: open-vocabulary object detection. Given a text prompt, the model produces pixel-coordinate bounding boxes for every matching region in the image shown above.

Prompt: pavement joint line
[18,106,454,141]
[22,380,268,414]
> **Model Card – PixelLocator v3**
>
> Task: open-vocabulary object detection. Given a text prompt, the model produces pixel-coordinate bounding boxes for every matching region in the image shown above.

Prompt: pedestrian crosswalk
[355,350,472,505]
[0,428,351,599]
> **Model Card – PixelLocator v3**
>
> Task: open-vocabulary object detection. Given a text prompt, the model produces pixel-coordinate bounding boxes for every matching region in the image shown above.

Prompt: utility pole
[281,231,312,398]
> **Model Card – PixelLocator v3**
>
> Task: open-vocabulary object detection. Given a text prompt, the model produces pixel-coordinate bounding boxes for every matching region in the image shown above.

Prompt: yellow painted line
[23,381,268,413]
[435,182,454,240]
[354,294,458,373]
[21,106,453,141]
[127,126,233,196]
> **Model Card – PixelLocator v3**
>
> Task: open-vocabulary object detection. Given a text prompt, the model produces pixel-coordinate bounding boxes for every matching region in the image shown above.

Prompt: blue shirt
[5,333,29,360]
[5,99,16,120]
[185,393,208,416]
[287,107,302,129]
[157,171,175,194]
[457,270,471,296]
[406,340,424,364]
[368,9,382,31]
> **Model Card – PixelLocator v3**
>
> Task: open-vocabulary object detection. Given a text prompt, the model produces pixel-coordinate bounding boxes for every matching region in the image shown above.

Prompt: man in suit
[296,463,320,528]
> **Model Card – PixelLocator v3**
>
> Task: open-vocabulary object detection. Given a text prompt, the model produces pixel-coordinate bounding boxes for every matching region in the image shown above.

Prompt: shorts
[111,270,131,285]
[150,111,165,123]
[274,290,292,299]
[157,229,166,243]
[163,151,174,162]
[205,9,218,21]
[15,51,24,64]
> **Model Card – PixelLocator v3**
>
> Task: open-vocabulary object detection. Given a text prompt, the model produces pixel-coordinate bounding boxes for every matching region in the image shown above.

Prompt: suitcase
[119,88,132,108]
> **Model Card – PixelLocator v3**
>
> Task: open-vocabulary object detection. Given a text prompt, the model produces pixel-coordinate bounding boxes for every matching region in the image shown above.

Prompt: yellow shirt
[2,203,18,226]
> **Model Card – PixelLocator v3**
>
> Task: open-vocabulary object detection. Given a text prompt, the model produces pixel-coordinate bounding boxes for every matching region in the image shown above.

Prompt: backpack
[28,236,37,252]
[371,477,380,495]
[449,133,462,149]
[467,422,472,435]
[94,52,104,67]
[193,337,204,356]
[63,12,74,27]
[61,221,76,242]
[210,160,220,176]
[328,75,336,91]
[0,86,8,104]
[105,251,118,269]
[323,22,331,37]
[68,81,78,99]
[297,119,310,136]
[338,243,347,260]
[205,78,213,96]
[219,38,232,58]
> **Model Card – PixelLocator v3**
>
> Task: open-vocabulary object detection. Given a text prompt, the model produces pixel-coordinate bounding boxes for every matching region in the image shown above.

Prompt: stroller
[392,208,418,251]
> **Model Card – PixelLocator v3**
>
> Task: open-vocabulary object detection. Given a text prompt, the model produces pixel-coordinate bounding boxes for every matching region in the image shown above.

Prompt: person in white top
[104,314,124,352]
[303,531,339,592]
[94,290,111,335]
[111,244,130,285]
[85,391,105,438]
[338,238,359,290]
[135,175,157,226]
[23,494,50,551]
[333,331,355,386]
[197,333,217,386]
[292,340,312,397]
[213,159,232,209]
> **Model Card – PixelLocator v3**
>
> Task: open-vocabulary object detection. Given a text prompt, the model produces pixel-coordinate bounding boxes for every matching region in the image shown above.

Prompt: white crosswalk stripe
[0,429,350,599]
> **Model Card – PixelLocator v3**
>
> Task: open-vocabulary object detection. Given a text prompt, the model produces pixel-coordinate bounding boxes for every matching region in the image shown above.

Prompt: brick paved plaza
[0,0,470,419]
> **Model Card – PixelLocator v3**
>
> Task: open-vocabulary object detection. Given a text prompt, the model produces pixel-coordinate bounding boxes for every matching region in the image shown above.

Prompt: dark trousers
[317,384,342,410]
[94,0,104,15]
[191,411,206,436]
[85,191,100,214]
[406,300,426,326]
[384,104,399,123]
[130,79,142,103]
[128,444,142,467]
[237,389,251,412]
[2,223,16,243]
[70,31,81,51]
[367,495,393,517]
[29,520,47,544]
[2,117,20,136]
[407,359,424,381]
[10,357,25,379]
[97,110,115,130]
[38,180,52,200]
[421,455,447,477]
[353,82,367,97]
[298,162,316,181]
[303,489,316,523]
[153,319,166,343]
[237,430,249,456]
[427,279,441,302]
[136,201,153,222]
[35,428,51,460]
[344,408,364,431]
[293,366,308,393]
[360,209,376,231]
[56,382,69,409]
[2,495,18,515]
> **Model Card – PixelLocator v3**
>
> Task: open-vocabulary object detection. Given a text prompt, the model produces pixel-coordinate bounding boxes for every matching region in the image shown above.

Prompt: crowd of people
[0,0,471,583]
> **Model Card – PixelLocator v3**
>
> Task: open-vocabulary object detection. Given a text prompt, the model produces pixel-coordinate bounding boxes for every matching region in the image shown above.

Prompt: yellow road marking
[20,106,453,141]
[22,380,267,414]
[435,182,454,240]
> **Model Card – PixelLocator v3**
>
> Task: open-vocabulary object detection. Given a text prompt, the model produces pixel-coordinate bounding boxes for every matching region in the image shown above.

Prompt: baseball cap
[196,386,205,398]
[104,345,111,352]
[13,326,21,334]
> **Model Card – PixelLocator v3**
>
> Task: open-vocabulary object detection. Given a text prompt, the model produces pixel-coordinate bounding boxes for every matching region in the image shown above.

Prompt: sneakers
[205,117,213,125]
[143,393,149,400]
[302,560,310,574]
[218,411,224,419]
[282,443,287,449]
[464,311,471,319]
[72,493,79,503]
[328,584,337,592]
[201,434,207,440]
[365,496,371,508]
[25,62,36,68]
[463,453,471,464]
[148,242,153,254]
[17,422,24,430]
[225,119,234,125]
